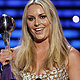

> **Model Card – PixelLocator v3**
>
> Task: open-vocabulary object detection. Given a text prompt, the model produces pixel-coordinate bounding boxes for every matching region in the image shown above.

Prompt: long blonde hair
[11,0,69,78]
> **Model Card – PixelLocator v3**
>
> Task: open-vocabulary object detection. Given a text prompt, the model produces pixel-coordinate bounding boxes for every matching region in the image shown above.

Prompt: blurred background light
[63,30,79,38]
[71,40,80,49]
[11,30,22,38]
[72,16,79,23]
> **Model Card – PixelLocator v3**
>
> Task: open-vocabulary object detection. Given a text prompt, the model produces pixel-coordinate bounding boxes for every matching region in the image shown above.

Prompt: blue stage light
[0,11,2,15]
[71,40,80,48]
[58,9,80,17]
[52,1,80,7]
[73,10,80,16]
[0,34,2,38]
[61,20,71,28]
[53,1,72,6]
[0,40,4,48]
[71,21,80,28]
[19,10,24,17]
[63,30,79,38]
[0,40,19,48]
[11,30,22,38]
[72,16,79,23]
[6,1,28,7]
[57,9,72,17]
[10,40,20,48]
[1,9,17,17]
[0,1,4,6]
[15,19,22,28]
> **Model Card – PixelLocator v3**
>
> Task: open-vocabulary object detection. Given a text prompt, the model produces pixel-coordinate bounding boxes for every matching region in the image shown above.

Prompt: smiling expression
[27,4,50,42]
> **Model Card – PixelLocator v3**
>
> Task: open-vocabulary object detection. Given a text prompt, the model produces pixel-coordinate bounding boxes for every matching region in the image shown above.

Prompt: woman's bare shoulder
[67,46,80,60]
[69,47,80,61]
[68,47,80,80]
[65,47,79,67]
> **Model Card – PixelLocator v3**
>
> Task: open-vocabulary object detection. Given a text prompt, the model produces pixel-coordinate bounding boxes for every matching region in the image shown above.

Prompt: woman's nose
[34,18,40,27]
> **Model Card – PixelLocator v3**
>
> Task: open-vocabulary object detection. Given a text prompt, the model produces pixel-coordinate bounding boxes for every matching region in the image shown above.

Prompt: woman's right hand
[0,49,14,66]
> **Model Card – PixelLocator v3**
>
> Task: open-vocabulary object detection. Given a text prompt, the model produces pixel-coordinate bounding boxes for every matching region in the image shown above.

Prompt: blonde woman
[0,0,80,80]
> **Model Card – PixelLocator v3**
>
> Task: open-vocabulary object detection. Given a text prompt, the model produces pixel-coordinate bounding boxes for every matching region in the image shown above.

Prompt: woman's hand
[0,49,14,66]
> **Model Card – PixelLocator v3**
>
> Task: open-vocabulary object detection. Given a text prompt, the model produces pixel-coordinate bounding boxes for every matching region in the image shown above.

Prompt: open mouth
[34,28,44,32]
[34,27,44,34]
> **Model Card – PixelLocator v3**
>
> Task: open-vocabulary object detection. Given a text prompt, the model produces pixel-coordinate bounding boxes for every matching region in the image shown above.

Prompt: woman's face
[27,4,50,42]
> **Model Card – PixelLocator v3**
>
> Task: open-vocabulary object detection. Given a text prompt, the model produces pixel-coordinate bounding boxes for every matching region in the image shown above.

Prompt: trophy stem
[1,31,11,49]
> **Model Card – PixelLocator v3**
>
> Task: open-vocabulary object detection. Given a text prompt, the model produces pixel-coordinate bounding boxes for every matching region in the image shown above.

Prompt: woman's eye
[28,18,34,21]
[40,15,47,19]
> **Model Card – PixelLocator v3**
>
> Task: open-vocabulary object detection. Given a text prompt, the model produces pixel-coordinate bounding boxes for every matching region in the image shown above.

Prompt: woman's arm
[68,47,80,80]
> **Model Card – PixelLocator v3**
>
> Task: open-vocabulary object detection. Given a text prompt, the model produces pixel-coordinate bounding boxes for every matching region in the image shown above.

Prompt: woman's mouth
[34,28,44,34]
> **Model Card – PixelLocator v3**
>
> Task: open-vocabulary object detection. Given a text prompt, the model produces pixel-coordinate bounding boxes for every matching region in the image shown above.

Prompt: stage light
[71,40,80,48]
[63,30,79,38]
[72,16,79,23]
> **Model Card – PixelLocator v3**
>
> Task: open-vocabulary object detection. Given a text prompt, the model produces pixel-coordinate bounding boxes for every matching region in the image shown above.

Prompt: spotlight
[72,16,79,23]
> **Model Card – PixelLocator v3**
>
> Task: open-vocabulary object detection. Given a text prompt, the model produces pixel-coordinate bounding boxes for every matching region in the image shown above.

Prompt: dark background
[0,0,80,52]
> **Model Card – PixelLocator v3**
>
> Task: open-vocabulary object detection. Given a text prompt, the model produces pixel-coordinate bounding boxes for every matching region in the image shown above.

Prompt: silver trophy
[0,14,15,49]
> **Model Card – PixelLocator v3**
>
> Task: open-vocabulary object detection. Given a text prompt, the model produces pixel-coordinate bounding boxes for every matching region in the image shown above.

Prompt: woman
[0,0,80,80]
